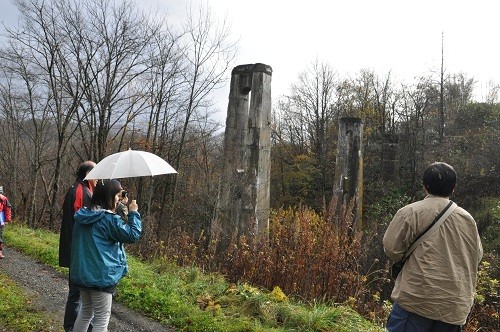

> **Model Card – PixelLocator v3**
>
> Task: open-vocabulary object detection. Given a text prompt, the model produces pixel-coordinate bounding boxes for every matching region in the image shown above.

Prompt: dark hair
[91,180,122,210]
[76,161,96,181]
[422,162,456,197]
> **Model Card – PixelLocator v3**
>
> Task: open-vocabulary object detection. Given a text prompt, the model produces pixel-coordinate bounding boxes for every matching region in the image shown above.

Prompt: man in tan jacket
[383,162,483,331]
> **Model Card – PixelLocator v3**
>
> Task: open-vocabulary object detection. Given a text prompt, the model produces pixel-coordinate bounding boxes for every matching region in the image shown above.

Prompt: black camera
[121,191,128,198]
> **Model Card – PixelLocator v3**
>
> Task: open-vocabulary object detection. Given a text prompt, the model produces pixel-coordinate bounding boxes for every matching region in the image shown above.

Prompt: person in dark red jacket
[59,160,96,332]
[0,186,13,259]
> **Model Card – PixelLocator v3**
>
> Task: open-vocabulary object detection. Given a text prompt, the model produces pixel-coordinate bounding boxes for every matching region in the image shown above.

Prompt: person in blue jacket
[70,179,141,332]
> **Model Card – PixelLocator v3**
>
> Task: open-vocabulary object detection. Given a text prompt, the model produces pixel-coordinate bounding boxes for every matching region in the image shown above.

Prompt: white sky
[208,0,500,100]
[205,0,500,104]
[2,0,500,115]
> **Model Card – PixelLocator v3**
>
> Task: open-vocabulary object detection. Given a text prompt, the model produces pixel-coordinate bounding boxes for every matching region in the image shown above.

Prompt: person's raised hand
[129,199,138,212]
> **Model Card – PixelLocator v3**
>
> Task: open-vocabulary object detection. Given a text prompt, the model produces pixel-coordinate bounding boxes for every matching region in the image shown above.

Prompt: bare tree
[482,81,500,103]
[273,96,310,154]
[0,38,58,226]
[134,20,185,231]
[395,79,434,191]
[163,2,237,226]
[73,0,159,161]
[290,60,338,198]
[4,0,98,227]
[0,65,29,221]
[0,0,238,233]
[360,70,398,181]
[444,73,474,121]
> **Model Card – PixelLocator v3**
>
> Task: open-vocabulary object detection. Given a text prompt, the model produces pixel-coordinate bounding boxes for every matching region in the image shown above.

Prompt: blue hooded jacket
[70,207,142,288]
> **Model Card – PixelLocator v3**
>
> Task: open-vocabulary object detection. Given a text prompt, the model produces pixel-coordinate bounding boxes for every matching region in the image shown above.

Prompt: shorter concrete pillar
[382,135,399,182]
[332,117,363,228]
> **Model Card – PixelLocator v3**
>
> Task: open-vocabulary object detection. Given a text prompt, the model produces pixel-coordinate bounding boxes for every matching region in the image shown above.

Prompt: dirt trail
[0,247,175,332]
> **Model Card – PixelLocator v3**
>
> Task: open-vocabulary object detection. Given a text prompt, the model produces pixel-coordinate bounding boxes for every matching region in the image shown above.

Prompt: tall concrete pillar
[212,63,272,250]
[332,117,363,228]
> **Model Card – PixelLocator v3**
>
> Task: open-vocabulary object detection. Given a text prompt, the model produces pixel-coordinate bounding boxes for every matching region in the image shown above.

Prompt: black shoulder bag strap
[402,200,457,263]
[391,200,457,280]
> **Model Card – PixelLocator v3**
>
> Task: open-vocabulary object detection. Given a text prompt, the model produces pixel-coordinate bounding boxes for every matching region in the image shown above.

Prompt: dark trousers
[387,302,461,332]
[64,279,93,332]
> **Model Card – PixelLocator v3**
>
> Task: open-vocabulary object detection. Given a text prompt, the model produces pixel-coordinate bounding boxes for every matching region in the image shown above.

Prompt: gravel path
[0,246,175,332]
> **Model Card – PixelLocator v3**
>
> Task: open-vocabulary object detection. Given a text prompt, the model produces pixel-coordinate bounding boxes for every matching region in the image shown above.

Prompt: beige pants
[73,289,113,332]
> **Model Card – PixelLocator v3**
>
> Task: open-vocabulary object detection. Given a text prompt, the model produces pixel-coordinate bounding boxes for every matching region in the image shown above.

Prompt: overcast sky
[204,0,500,103]
[204,0,500,100]
[2,0,500,115]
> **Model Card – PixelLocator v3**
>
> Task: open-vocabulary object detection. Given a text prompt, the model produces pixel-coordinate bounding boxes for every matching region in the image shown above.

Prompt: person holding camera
[383,162,482,331]
[70,179,142,332]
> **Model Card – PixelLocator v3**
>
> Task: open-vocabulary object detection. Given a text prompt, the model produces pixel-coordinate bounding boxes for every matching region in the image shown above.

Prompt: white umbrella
[84,149,177,180]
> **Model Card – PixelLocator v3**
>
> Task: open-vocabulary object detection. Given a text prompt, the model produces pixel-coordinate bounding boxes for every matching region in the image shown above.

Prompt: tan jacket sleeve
[383,207,412,262]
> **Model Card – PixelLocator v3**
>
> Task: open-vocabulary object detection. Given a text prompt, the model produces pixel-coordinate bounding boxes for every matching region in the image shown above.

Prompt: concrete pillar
[212,63,272,250]
[382,135,399,182]
[332,117,363,228]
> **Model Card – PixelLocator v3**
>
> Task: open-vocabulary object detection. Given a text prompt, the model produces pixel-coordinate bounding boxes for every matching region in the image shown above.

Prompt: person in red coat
[59,161,97,332]
[0,186,13,259]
